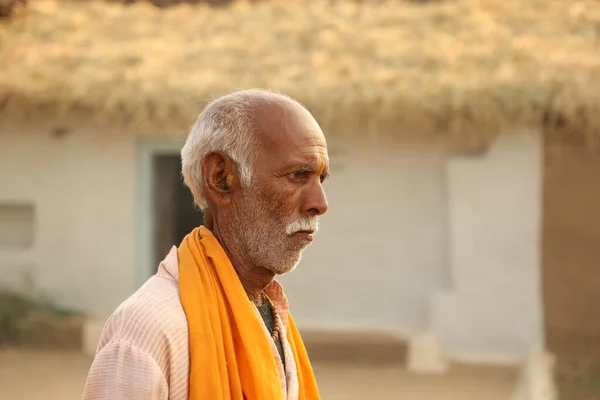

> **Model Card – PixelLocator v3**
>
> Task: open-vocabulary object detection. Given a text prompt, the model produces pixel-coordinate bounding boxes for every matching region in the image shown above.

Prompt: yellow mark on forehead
[317,154,328,175]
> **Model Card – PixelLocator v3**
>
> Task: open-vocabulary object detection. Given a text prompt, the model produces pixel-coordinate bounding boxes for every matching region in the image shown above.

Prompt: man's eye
[292,171,308,178]
[290,169,311,180]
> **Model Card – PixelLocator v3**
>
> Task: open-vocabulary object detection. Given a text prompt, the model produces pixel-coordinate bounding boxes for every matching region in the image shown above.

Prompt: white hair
[181,89,298,209]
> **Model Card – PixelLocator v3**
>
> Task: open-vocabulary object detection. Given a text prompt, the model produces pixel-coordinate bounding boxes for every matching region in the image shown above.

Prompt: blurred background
[0,0,599,399]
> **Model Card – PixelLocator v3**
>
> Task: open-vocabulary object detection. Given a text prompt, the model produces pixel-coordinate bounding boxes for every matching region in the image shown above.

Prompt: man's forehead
[264,134,328,166]
[289,147,329,165]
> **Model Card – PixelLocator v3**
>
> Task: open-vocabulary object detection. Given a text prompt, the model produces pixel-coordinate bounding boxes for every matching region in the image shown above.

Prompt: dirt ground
[0,348,517,400]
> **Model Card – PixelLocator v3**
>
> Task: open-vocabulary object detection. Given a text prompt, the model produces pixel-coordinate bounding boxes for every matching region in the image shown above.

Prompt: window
[0,203,35,248]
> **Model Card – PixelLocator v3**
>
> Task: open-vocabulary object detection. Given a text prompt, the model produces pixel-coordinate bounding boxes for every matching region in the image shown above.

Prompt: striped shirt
[82,247,299,400]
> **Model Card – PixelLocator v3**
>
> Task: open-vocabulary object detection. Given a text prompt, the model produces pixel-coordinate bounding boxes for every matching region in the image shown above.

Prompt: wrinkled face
[224,102,329,274]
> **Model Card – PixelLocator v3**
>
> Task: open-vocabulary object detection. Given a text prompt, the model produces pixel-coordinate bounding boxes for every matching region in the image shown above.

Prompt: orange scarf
[178,226,320,400]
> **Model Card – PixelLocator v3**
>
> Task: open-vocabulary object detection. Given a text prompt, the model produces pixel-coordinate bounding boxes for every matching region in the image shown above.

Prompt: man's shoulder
[98,275,189,357]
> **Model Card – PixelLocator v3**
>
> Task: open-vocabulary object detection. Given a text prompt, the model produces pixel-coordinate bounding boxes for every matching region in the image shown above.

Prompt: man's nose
[302,181,328,216]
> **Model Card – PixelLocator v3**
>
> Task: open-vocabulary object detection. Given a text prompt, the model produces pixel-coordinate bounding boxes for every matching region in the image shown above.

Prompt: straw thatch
[1,0,599,146]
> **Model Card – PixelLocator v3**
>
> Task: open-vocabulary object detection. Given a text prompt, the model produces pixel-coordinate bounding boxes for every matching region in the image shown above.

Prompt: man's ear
[201,152,236,206]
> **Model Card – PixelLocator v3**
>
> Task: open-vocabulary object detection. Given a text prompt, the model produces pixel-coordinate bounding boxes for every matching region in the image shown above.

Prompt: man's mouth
[291,230,315,241]
[285,218,319,237]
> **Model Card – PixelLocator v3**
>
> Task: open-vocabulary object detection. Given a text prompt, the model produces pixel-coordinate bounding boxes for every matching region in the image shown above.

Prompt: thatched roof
[1,0,599,146]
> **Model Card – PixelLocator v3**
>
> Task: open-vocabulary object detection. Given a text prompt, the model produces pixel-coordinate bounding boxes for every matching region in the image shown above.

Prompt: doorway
[152,154,204,271]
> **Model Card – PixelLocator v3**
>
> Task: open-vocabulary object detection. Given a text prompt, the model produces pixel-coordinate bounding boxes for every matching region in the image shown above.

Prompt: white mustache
[285,218,319,235]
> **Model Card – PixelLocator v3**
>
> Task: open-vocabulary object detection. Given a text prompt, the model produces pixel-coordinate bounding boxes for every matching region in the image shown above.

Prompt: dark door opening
[152,154,204,272]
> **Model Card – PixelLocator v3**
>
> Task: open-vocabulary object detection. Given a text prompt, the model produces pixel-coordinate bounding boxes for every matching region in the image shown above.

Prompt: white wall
[431,131,544,363]
[0,128,136,316]
[278,141,449,335]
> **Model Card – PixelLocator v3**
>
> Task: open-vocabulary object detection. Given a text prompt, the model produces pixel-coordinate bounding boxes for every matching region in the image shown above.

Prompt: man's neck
[236,265,275,306]
[210,223,275,306]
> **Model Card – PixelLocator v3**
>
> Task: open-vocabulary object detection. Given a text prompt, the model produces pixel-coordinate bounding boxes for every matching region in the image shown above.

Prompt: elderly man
[83,89,328,400]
